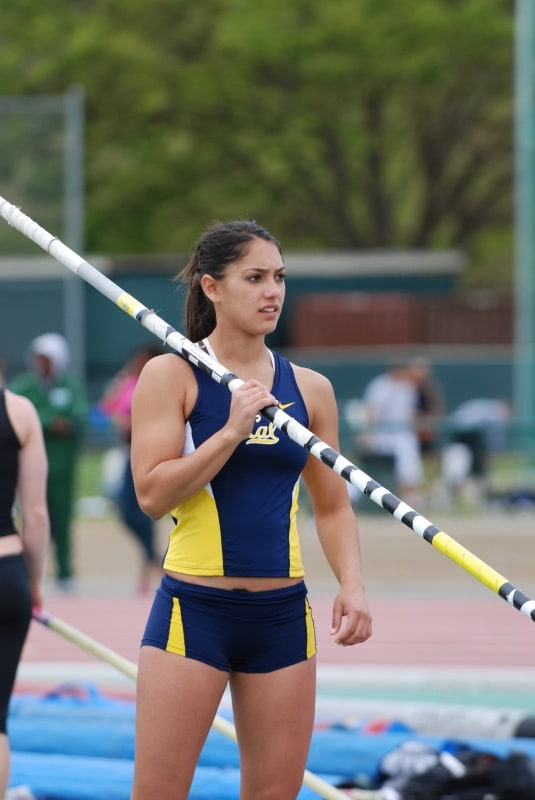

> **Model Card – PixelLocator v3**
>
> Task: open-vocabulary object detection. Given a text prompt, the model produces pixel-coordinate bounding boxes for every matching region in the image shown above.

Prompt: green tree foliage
[0,0,514,285]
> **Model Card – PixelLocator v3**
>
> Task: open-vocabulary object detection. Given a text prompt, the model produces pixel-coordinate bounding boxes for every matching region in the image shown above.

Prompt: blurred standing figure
[410,356,445,459]
[359,360,424,507]
[100,343,163,595]
[0,386,49,798]
[448,397,512,505]
[9,333,87,589]
[409,357,446,502]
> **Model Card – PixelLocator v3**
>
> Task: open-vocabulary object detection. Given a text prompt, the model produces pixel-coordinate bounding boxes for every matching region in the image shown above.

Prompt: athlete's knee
[240,770,305,800]
[131,773,191,800]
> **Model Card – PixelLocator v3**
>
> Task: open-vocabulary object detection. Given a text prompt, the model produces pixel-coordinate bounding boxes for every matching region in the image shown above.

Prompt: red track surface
[18,512,535,697]
[20,589,534,672]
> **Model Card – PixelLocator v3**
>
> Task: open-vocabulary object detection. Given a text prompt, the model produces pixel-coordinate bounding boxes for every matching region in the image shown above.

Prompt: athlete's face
[205,238,286,335]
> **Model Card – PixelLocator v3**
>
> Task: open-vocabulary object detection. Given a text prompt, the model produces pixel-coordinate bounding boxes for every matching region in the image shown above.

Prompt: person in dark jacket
[10,333,87,588]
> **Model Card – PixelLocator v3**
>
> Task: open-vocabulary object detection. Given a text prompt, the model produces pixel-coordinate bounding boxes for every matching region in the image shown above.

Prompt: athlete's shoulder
[139,351,193,380]
[136,351,198,401]
[287,363,336,422]
[289,362,334,396]
[286,363,339,438]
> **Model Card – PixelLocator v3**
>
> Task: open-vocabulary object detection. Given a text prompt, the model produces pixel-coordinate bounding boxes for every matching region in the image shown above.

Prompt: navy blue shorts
[141,575,316,673]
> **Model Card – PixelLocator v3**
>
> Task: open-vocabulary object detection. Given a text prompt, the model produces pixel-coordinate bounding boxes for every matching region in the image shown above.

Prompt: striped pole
[2,195,534,624]
[31,607,358,800]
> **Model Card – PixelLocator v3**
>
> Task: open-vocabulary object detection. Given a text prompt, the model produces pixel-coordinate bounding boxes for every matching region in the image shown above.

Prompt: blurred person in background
[410,356,446,497]
[0,385,49,798]
[447,397,512,506]
[410,356,445,457]
[9,333,87,590]
[100,342,164,595]
[358,359,424,508]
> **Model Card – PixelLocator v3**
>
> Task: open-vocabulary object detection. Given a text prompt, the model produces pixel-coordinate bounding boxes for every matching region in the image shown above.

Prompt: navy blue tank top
[165,351,310,577]
[0,389,21,536]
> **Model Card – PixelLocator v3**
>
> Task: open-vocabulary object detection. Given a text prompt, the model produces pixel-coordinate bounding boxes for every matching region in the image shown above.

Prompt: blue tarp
[10,753,343,800]
[8,685,535,799]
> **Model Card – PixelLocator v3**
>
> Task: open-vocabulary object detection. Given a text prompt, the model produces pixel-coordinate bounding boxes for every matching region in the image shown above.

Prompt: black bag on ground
[402,749,535,800]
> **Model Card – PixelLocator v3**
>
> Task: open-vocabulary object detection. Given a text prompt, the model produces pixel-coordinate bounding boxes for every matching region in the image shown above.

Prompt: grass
[75,448,108,499]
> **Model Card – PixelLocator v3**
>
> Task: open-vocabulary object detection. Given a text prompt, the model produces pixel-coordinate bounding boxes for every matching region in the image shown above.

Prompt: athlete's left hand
[330,585,372,646]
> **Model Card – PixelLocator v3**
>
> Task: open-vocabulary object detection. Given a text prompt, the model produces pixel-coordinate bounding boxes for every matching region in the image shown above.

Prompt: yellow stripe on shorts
[305,598,316,658]
[166,597,186,656]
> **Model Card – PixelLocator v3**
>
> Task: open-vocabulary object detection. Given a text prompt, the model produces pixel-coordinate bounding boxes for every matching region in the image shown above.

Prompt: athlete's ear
[200,273,220,304]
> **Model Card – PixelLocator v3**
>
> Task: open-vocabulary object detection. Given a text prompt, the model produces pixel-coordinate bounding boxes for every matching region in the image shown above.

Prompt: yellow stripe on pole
[117,291,147,318]
[431,532,508,594]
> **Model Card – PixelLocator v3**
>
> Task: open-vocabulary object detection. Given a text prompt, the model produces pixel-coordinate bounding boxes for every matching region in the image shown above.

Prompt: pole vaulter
[1,194,534,625]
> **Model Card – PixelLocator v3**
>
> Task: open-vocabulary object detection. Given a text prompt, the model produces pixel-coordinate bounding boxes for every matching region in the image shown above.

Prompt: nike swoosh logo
[279,402,295,410]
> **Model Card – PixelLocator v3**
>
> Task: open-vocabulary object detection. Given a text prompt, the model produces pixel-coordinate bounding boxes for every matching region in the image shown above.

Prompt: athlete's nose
[265,275,283,298]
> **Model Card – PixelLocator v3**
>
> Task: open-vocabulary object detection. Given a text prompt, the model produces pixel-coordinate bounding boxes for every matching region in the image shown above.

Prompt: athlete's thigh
[230,656,316,800]
[131,645,229,800]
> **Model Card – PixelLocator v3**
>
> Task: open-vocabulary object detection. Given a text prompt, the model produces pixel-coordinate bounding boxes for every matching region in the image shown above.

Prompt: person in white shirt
[359,360,424,506]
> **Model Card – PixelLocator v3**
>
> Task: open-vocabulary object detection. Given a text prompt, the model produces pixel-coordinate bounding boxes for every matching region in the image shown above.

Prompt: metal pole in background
[0,91,86,379]
[63,86,86,380]
[514,0,535,454]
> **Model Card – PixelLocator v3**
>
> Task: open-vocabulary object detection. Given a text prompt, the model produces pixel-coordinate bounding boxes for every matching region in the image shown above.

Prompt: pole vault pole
[31,608,362,800]
[2,195,534,624]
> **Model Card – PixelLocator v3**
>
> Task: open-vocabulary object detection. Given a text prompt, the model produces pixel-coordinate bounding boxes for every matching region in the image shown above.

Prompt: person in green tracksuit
[10,333,88,589]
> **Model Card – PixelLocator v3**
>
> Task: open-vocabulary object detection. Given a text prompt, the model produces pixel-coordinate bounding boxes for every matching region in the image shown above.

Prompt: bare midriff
[165,570,303,592]
[0,534,23,556]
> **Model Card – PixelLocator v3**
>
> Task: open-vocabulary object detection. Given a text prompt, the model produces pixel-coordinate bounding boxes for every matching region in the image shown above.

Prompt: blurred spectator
[409,356,446,501]
[358,359,424,507]
[444,397,512,505]
[451,398,511,451]
[9,333,87,590]
[99,342,164,595]
[450,395,512,461]
[410,356,446,458]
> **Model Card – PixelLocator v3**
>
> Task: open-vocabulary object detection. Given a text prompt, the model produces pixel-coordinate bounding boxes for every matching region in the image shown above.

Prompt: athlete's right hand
[224,380,277,443]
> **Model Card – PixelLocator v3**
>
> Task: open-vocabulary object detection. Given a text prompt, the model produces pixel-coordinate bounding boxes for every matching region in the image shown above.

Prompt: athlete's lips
[260,305,279,314]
